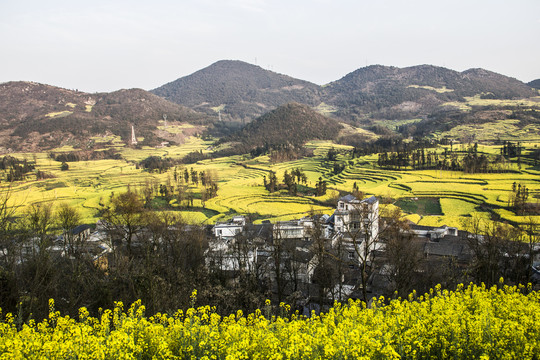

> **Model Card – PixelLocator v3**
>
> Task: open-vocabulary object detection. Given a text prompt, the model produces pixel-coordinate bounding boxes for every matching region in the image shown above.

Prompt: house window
[348,252,354,259]
[218,230,222,236]
[345,204,349,210]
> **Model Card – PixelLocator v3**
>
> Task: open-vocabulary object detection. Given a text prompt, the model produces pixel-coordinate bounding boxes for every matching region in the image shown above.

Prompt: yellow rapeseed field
[1,283,540,359]
[2,141,539,228]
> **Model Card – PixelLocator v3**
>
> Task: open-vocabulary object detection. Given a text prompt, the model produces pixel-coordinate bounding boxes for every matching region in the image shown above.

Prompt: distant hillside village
[13,193,538,316]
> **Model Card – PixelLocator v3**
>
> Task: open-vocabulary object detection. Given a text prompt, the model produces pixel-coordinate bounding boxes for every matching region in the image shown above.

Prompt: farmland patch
[395,197,443,215]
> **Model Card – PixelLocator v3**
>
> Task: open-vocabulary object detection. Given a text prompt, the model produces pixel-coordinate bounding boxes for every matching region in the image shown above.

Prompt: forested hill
[0,81,207,151]
[152,61,538,125]
[2,63,538,152]
[322,65,539,122]
[529,79,540,90]
[151,60,323,121]
[226,102,342,154]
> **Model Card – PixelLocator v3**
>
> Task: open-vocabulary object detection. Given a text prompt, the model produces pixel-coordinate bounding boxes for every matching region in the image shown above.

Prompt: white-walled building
[213,216,247,240]
[334,195,379,241]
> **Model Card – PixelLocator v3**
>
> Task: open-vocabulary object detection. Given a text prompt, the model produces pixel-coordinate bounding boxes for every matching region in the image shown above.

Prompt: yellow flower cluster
[1,284,540,359]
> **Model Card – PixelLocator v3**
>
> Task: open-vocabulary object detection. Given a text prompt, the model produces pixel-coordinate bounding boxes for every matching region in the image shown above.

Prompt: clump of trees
[376,143,517,173]
[268,145,314,163]
[315,177,327,196]
[509,182,538,215]
[283,168,307,196]
[139,156,176,173]
[501,141,522,158]
[49,149,122,162]
[181,150,209,164]
[263,171,278,193]
[326,147,338,161]
[36,170,55,180]
[139,168,219,209]
[263,168,324,197]
[1,156,35,182]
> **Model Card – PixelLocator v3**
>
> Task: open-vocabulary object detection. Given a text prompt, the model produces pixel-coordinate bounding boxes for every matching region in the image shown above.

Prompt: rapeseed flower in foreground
[1,283,540,359]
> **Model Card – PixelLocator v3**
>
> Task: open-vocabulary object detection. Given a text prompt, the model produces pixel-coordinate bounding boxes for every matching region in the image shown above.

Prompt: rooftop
[339,194,358,203]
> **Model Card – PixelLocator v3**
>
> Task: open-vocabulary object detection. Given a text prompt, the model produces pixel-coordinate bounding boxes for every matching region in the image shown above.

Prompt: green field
[1,139,539,230]
[395,197,443,216]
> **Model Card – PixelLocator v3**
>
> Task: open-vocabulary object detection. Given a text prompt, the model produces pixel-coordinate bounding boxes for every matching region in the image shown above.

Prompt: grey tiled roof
[362,196,378,204]
[339,194,357,203]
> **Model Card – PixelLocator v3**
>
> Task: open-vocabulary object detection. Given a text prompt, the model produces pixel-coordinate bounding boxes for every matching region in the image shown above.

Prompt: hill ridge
[0,81,207,152]
[322,64,537,122]
[151,60,323,120]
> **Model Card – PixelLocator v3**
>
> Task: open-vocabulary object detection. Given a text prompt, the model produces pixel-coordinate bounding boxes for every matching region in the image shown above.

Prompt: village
[31,193,539,314]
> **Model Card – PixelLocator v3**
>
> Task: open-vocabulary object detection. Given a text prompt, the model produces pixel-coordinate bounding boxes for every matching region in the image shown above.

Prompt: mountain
[152,61,537,126]
[3,63,538,152]
[528,79,540,90]
[322,65,538,122]
[0,82,207,152]
[226,102,342,153]
[151,60,323,121]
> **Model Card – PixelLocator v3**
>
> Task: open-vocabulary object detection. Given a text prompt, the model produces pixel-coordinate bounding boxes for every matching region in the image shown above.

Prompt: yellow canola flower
[1,284,540,359]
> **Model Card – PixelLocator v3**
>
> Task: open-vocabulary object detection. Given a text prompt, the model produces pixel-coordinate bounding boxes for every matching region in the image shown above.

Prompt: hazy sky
[1,0,539,93]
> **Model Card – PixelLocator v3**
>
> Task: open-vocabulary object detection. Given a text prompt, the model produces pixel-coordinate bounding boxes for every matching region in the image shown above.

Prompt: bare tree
[0,185,21,312]
[0,185,20,266]
[101,189,146,257]
[463,216,529,286]
[20,202,57,319]
[56,203,82,257]
[0,185,16,238]
[382,209,423,297]
[231,231,254,277]
[25,202,54,255]
[337,197,381,302]
[329,231,348,302]
[522,216,540,283]
[308,218,337,306]
[462,215,500,286]
[270,222,289,303]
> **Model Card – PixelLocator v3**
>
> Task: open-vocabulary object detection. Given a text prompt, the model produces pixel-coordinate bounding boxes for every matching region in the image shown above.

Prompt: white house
[334,195,379,241]
[213,216,247,240]
[410,224,458,240]
[273,220,307,240]
[331,195,382,263]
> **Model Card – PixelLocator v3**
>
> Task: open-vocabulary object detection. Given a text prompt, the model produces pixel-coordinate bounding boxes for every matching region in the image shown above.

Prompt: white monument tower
[131,125,137,145]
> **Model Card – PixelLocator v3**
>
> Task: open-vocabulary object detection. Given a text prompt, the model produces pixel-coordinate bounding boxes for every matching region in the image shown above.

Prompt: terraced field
[2,140,539,229]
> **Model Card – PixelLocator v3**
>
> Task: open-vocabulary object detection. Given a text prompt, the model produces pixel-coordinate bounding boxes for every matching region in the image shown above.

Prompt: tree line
[376,143,518,173]
[49,149,122,163]
[137,168,219,209]
[0,156,36,182]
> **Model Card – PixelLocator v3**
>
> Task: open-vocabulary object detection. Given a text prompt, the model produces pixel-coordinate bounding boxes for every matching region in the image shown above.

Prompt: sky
[1,0,539,93]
